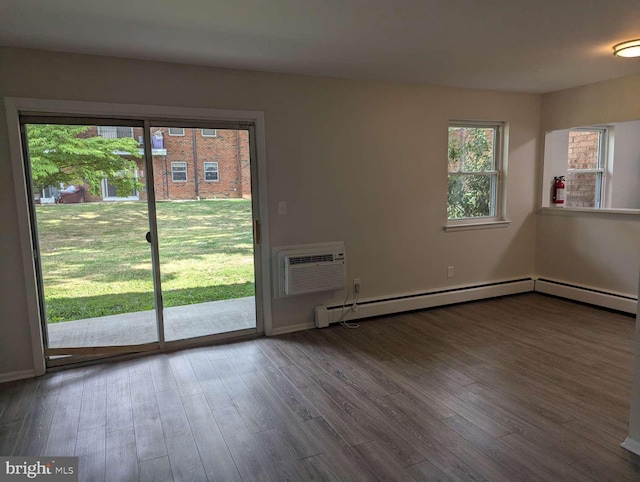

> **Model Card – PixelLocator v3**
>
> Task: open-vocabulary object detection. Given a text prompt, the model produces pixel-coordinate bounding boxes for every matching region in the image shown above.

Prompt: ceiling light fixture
[613,39,640,57]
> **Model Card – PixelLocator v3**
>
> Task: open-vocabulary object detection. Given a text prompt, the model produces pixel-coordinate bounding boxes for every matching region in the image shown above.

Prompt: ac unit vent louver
[288,254,334,265]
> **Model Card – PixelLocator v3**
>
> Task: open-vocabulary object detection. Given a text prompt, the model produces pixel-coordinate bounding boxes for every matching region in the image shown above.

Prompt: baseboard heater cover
[314,278,534,328]
[534,278,637,315]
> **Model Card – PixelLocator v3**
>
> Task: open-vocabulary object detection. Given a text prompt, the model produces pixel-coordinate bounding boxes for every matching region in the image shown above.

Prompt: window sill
[444,220,511,232]
[538,207,640,217]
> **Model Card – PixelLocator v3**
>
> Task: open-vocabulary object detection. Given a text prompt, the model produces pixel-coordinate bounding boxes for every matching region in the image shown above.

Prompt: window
[171,162,187,182]
[447,122,504,222]
[42,185,59,199]
[204,162,219,182]
[105,180,137,198]
[566,128,607,208]
[168,128,185,136]
[202,129,217,137]
[97,126,134,139]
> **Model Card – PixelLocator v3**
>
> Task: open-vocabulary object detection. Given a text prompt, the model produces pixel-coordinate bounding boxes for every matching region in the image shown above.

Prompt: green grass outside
[36,200,255,323]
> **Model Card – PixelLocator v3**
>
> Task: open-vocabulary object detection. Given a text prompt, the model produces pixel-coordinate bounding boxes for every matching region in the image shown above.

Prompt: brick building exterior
[566,130,599,208]
[80,126,251,202]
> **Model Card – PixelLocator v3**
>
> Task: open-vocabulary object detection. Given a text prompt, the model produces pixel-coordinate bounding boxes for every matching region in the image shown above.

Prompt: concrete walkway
[47,296,256,348]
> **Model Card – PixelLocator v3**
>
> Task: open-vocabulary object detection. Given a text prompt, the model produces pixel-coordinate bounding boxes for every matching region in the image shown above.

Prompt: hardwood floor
[1,293,638,481]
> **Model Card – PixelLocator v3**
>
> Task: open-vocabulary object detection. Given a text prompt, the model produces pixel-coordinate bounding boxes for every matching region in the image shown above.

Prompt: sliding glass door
[149,124,257,342]
[20,116,259,365]
[21,120,159,356]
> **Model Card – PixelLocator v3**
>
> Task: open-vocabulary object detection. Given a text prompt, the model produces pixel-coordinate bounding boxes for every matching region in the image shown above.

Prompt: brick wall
[566,130,599,207]
[76,126,251,202]
[145,127,251,201]
[239,130,251,198]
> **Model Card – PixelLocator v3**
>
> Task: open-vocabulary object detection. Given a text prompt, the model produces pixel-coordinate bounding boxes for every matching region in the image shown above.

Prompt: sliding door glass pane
[149,126,256,341]
[25,123,157,349]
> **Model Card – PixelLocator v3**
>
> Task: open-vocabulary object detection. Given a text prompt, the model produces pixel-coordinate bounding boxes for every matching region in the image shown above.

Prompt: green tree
[26,125,143,196]
[447,127,495,219]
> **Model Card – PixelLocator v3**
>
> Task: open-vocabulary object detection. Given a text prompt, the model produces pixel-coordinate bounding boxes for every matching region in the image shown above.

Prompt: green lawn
[36,200,255,323]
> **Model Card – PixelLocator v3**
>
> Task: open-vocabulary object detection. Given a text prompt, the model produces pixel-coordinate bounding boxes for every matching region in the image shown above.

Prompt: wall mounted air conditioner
[278,242,346,296]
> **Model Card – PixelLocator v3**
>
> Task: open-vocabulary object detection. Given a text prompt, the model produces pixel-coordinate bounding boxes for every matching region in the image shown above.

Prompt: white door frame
[5,97,273,375]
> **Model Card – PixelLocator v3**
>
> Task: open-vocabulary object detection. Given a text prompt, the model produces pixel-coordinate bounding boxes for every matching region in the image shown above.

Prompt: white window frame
[566,127,608,209]
[204,161,219,182]
[168,127,185,136]
[171,161,187,182]
[445,120,509,231]
[202,129,217,138]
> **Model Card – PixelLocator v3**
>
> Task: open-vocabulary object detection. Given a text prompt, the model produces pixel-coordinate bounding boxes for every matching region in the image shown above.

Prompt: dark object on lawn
[58,186,85,204]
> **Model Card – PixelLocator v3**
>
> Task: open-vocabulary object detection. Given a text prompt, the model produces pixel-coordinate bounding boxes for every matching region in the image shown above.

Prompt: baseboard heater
[315,278,534,328]
[534,278,637,315]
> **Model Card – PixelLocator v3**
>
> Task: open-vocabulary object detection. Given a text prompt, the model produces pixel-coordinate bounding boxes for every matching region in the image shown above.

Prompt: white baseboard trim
[0,369,37,383]
[270,321,316,336]
[326,279,535,325]
[621,437,640,456]
[534,279,638,315]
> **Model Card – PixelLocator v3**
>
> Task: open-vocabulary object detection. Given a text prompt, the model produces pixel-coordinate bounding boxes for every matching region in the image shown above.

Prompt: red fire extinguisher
[552,176,565,205]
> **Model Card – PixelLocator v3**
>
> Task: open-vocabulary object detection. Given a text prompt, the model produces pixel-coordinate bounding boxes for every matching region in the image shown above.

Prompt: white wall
[611,121,640,209]
[0,47,540,376]
[537,75,640,297]
[541,129,570,208]
[624,273,640,456]
[536,212,639,295]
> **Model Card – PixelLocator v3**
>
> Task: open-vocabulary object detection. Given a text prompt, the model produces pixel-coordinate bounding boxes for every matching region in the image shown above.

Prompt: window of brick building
[447,121,505,223]
[204,162,219,182]
[97,126,134,139]
[168,128,185,136]
[202,129,217,137]
[566,128,607,208]
[171,162,187,182]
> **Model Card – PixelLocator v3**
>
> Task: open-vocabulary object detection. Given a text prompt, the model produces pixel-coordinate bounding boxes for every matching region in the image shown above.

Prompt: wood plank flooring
[1,293,639,481]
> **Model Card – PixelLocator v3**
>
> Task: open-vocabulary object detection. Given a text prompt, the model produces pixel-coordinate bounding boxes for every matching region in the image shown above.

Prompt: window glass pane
[97,126,116,138]
[97,126,134,139]
[204,162,218,181]
[448,127,495,172]
[568,130,601,169]
[447,174,493,219]
[448,127,464,172]
[42,185,59,199]
[172,162,187,182]
[566,171,600,208]
[105,179,136,197]
[168,128,185,136]
[202,129,217,137]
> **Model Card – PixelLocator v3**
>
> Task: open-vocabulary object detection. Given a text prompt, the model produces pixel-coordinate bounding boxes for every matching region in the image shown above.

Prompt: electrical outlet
[447,266,454,278]
[353,278,361,293]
